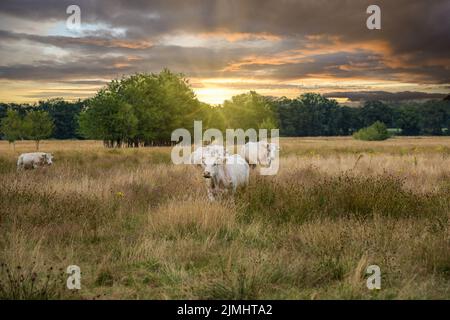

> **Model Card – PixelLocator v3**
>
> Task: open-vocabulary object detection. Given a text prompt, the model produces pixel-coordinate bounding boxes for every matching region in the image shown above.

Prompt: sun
[193,87,244,105]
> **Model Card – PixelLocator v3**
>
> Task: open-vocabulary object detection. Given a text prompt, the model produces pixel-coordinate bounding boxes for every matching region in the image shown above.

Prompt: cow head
[203,155,223,179]
[260,142,279,167]
[44,153,53,165]
[268,143,280,161]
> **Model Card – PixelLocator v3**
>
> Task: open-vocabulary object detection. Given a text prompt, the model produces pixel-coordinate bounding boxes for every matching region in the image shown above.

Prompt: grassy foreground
[0,137,449,299]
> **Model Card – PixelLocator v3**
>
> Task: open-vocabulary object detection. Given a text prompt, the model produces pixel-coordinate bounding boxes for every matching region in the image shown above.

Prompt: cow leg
[207,189,216,201]
[205,179,216,201]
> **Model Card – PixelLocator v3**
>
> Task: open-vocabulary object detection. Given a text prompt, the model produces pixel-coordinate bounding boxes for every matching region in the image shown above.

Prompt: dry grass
[0,137,449,299]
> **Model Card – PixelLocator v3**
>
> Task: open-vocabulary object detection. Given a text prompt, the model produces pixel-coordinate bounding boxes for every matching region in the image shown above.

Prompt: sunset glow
[0,1,448,104]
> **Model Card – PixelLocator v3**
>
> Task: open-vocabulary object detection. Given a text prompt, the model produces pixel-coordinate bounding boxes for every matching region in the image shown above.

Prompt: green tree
[221,91,279,132]
[353,121,390,141]
[39,98,84,139]
[396,104,421,135]
[275,93,343,136]
[0,109,23,151]
[420,100,448,135]
[360,100,393,127]
[24,110,54,150]
[78,70,209,147]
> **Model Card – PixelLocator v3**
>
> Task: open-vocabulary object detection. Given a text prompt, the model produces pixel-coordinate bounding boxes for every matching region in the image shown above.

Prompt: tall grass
[0,138,449,299]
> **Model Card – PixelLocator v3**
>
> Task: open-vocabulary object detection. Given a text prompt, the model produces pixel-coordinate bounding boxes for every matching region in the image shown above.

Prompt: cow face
[44,153,53,165]
[203,156,222,179]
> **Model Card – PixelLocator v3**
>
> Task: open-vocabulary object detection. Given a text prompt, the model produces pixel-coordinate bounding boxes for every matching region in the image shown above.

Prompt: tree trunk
[35,140,40,151]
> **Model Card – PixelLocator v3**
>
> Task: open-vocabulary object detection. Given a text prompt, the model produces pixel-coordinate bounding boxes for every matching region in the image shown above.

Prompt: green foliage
[39,98,84,139]
[275,93,350,136]
[420,100,448,135]
[360,100,393,127]
[79,70,208,147]
[0,109,23,144]
[353,121,390,141]
[79,81,280,147]
[23,110,54,150]
[396,104,421,135]
[1,77,449,142]
[221,91,279,131]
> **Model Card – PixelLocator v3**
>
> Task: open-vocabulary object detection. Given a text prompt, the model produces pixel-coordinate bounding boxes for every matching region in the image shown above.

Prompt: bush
[353,121,390,141]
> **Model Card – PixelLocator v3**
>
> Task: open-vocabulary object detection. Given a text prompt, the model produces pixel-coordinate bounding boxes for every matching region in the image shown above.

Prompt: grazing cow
[190,144,229,167]
[203,154,249,201]
[240,141,279,168]
[17,152,53,170]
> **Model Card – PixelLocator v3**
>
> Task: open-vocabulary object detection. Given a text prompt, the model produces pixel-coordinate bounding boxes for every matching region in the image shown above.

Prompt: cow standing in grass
[17,152,53,170]
[190,144,230,167]
[240,141,279,168]
[202,154,249,201]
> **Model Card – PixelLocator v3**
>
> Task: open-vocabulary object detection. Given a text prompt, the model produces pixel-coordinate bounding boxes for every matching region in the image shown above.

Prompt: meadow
[0,137,449,299]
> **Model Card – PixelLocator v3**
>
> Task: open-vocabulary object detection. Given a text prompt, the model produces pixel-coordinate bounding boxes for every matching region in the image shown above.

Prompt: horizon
[0,1,449,104]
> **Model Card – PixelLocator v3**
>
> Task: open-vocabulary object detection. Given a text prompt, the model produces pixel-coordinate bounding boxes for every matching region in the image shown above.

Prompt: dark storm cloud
[0,0,449,83]
[0,44,253,80]
[0,56,135,80]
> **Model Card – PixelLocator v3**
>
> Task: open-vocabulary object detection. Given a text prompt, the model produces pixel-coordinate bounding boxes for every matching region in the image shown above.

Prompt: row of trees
[1,70,449,147]
[274,95,450,136]
[0,98,84,140]
[77,70,279,147]
[0,109,54,150]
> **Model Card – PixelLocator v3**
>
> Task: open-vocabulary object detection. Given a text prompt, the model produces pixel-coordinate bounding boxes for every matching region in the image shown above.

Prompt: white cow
[240,141,279,168]
[203,154,249,201]
[17,152,53,170]
[190,144,229,167]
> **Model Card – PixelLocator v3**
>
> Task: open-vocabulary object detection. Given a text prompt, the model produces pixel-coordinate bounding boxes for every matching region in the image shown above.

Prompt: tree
[420,100,448,135]
[274,93,345,136]
[221,91,279,132]
[396,104,421,135]
[78,70,210,147]
[353,121,390,141]
[360,100,393,127]
[39,98,84,139]
[0,109,23,151]
[24,110,54,150]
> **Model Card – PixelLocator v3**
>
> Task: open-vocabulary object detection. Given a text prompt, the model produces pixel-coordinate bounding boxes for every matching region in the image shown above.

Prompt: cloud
[323,91,449,102]
[0,0,449,102]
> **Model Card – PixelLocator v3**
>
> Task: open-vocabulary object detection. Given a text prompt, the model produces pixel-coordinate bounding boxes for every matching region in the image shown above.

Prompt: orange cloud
[198,30,281,42]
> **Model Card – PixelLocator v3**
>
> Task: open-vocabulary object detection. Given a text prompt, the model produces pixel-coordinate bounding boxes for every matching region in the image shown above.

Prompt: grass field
[0,137,449,299]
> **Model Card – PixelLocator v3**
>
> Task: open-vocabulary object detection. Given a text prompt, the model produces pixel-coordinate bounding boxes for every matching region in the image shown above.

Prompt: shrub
[353,121,390,141]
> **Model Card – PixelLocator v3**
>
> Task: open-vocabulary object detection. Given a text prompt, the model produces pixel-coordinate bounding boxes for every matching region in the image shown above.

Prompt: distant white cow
[240,141,279,168]
[17,152,53,170]
[190,144,230,167]
[203,154,249,201]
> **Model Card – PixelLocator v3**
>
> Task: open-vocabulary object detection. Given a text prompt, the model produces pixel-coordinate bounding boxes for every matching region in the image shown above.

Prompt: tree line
[1,70,449,148]
[0,109,54,150]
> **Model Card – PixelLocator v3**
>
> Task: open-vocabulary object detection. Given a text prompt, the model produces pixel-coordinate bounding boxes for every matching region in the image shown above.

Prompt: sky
[0,0,449,105]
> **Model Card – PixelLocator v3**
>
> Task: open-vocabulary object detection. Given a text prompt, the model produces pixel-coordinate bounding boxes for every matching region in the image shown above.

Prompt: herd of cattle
[15,141,279,201]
